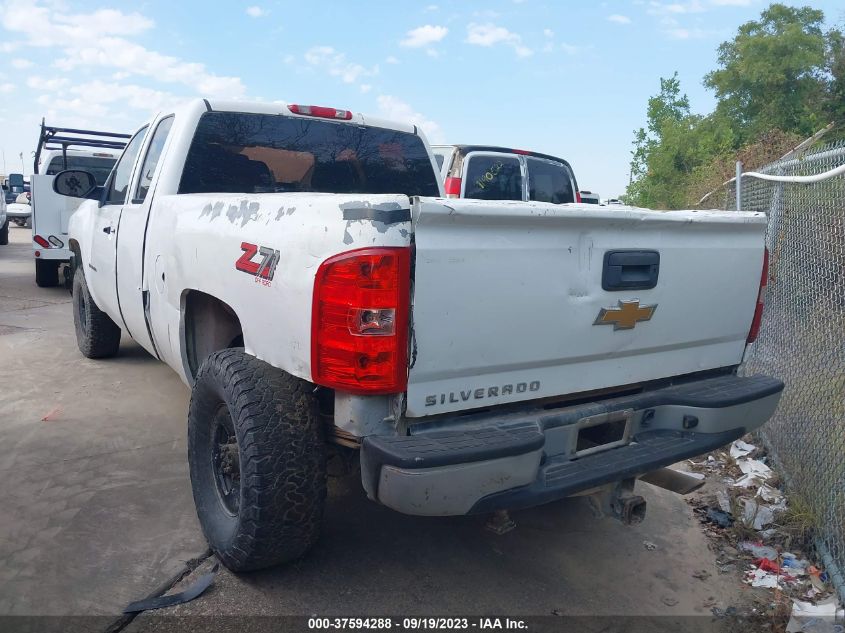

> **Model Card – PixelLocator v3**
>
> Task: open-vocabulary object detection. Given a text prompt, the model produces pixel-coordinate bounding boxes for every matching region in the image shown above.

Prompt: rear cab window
[430,146,454,180]
[463,153,523,201]
[179,112,441,197]
[45,155,118,186]
[526,157,575,204]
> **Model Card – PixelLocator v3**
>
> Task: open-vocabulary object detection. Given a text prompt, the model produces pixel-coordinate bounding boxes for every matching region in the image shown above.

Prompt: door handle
[602,250,660,291]
[103,226,113,234]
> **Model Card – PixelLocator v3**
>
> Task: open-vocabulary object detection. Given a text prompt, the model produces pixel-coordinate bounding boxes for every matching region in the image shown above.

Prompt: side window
[105,127,148,205]
[527,158,575,204]
[133,116,174,203]
[463,155,523,201]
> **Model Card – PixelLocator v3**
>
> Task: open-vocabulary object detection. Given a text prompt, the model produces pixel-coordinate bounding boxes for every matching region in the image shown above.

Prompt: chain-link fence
[717,139,845,604]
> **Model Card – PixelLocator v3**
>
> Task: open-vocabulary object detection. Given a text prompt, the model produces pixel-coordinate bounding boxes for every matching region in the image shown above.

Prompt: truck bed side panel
[143,192,412,384]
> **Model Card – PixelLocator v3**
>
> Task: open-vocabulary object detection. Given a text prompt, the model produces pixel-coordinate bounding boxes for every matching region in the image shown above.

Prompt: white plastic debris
[742,497,787,530]
[746,567,782,588]
[786,597,845,633]
[733,457,774,487]
[716,490,732,514]
[730,439,757,459]
[757,484,785,504]
[739,541,778,559]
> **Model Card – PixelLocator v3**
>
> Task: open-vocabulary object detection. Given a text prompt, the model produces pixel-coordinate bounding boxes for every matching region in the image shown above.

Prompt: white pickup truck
[55,98,783,572]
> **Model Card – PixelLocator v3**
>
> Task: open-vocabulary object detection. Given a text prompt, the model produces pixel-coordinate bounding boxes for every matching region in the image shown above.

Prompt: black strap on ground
[123,564,219,613]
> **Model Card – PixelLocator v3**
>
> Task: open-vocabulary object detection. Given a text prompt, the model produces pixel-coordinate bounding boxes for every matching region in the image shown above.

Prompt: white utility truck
[30,122,128,286]
[53,99,783,572]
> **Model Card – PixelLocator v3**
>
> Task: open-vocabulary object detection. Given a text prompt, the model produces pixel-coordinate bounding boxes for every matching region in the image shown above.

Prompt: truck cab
[432,144,580,204]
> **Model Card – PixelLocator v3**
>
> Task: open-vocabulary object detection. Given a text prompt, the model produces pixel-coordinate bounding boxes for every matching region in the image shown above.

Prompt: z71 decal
[236,242,280,286]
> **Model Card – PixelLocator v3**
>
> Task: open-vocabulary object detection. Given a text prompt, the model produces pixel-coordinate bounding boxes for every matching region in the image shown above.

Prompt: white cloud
[465,23,533,58]
[647,0,705,14]
[245,6,267,17]
[26,75,70,91]
[648,4,724,39]
[401,25,448,48]
[2,1,245,98]
[359,84,372,93]
[424,4,439,11]
[543,29,554,38]
[11,58,32,69]
[665,26,715,39]
[303,46,378,85]
[386,56,400,64]
[0,83,15,94]
[710,0,752,4]
[376,95,443,143]
[607,14,632,24]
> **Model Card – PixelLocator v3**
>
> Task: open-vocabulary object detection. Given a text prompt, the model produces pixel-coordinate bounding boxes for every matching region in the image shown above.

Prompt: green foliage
[627,3,844,209]
[704,4,829,140]
[826,29,845,137]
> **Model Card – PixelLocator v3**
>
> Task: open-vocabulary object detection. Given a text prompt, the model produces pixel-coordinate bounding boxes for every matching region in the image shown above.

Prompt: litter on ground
[730,439,757,459]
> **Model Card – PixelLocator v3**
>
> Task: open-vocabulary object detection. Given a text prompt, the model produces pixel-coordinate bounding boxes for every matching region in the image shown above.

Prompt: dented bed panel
[144,192,412,384]
[406,198,768,417]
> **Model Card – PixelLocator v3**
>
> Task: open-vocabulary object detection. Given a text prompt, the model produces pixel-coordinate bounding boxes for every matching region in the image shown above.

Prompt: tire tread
[188,349,326,572]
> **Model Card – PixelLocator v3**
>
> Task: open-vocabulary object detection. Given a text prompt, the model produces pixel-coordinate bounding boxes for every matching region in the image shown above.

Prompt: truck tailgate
[407,200,767,417]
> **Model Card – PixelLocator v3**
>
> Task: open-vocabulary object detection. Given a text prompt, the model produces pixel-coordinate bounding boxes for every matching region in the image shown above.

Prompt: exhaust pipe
[640,467,705,495]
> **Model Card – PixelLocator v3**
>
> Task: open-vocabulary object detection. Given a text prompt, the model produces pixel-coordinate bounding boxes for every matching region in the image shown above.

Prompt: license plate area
[572,409,633,458]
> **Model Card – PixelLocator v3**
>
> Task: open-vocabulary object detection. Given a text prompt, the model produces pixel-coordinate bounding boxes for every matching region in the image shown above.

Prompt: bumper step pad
[363,422,544,470]
[469,428,741,513]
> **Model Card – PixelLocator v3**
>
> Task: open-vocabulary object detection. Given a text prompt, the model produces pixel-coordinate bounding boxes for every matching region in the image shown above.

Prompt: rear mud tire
[188,349,327,572]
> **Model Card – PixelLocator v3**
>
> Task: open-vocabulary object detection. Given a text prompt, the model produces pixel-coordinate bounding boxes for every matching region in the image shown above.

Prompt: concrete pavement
[0,227,207,617]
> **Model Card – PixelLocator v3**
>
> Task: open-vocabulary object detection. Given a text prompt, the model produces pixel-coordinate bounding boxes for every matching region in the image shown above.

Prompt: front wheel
[188,349,327,572]
[72,266,121,358]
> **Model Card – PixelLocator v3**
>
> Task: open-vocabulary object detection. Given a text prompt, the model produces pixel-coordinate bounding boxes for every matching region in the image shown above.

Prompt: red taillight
[512,149,531,155]
[288,104,352,120]
[576,191,582,203]
[311,247,410,394]
[747,248,769,344]
[444,177,462,197]
[34,235,50,248]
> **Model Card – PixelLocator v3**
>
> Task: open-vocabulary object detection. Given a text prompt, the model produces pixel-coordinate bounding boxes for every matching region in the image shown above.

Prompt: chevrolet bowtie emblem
[594,300,657,330]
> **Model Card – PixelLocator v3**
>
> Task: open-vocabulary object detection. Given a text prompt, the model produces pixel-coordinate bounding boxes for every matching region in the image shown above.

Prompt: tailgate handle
[602,250,660,291]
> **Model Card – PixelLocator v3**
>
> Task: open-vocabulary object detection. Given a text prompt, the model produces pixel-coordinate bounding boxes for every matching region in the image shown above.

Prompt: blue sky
[1,0,843,197]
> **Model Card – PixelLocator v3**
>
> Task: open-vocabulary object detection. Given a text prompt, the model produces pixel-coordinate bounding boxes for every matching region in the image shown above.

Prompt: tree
[704,4,830,140]
[826,28,845,131]
[630,73,690,183]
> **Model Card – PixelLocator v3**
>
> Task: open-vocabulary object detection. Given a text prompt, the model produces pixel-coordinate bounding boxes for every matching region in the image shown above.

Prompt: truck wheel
[188,349,326,572]
[72,267,121,358]
[0,220,8,245]
[35,259,60,287]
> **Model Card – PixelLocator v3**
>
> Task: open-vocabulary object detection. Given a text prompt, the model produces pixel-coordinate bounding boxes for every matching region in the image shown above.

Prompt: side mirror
[53,170,98,198]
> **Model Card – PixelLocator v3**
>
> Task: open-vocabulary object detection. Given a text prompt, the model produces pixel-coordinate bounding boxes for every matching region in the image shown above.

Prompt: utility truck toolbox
[52,98,783,573]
